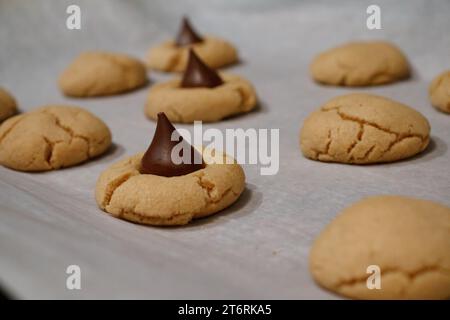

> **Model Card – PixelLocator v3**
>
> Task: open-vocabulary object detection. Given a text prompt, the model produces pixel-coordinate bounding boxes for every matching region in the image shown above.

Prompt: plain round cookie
[147,36,238,72]
[59,51,148,97]
[300,93,430,164]
[310,195,450,300]
[0,88,17,122]
[0,105,112,171]
[429,70,450,113]
[310,41,410,86]
[95,149,245,226]
[145,74,257,123]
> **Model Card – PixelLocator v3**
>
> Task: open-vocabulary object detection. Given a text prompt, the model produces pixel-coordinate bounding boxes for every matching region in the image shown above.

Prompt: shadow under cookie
[173,183,263,229]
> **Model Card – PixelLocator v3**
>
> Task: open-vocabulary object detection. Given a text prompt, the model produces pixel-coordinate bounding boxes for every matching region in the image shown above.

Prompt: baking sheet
[0,0,449,299]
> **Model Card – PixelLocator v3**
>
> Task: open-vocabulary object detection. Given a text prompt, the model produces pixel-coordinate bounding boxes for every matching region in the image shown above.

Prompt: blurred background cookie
[310,195,450,300]
[0,87,17,122]
[59,52,148,97]
[310,41,410,86]
[429,70,450,114]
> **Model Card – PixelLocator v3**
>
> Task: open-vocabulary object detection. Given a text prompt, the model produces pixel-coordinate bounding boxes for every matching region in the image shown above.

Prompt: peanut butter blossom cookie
[95,112,245,226]
[146,17,238,72]
[310,41,410,86]
[310,195,450,299]
[59,51,148,97]
[300,93,430,164]
[429,70,450,114]
[0,87,17,122]
[0,105,112,171]
[145,50,256,123]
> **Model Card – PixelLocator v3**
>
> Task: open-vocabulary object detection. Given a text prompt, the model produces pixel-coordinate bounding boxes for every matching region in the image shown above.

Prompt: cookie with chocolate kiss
[95,117,246,226]
[145,51,257,123]
[140,112,205,177]
[146,16,238,72]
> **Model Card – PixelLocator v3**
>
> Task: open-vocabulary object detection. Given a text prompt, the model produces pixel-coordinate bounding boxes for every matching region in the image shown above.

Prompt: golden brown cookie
[95,149,245,226]
[429,70,450,114]
[310,41,410,86]
[0,105,111,171]
[300,93,430,164]
[145,74,257,123]
[147,37,238,72]
[0,87,17,122]
[310,195,450,300]
[59,52,148,97]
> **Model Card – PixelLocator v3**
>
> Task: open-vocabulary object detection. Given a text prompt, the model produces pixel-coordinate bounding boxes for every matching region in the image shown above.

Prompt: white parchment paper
[0,0,449,299]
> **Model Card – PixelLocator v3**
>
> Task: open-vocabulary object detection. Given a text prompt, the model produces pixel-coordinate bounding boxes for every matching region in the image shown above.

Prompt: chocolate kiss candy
[175,16,203,47]
[140,112,205,177]
[181,49,224,88]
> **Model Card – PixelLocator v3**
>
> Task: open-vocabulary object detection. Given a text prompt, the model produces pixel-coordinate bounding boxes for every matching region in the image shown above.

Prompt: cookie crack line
[357,145,376,161]
[43,110,92,157]
[233,86,247,109]
[23,151,39,170]
[42,135,71,169]
[347,123,364,157]
[335,265,450,293]
[325,106,426,139]
[42,136,54,167]
[0,116,25,145]
[324,130,332,155]
[312,107,429,160]
[195,173,238,206]
[335,110,428,154]
[103,173,134,208]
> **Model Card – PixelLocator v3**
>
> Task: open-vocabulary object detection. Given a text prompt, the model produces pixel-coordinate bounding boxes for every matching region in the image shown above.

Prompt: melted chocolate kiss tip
[140,112,205,177]
[181,49,224,88]
[175,16,203,47]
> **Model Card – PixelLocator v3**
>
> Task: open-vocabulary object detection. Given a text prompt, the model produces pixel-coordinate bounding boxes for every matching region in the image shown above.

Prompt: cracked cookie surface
[95,149,245,226]
[145,73,257,123]
[300,93,430,164]
[0,105,112,171]
[0,87,17,122]
[309,195,450,300]
[310,41,410,86]
[429,70,450,114]
[59,51,148,97]
[147,36,238,72]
